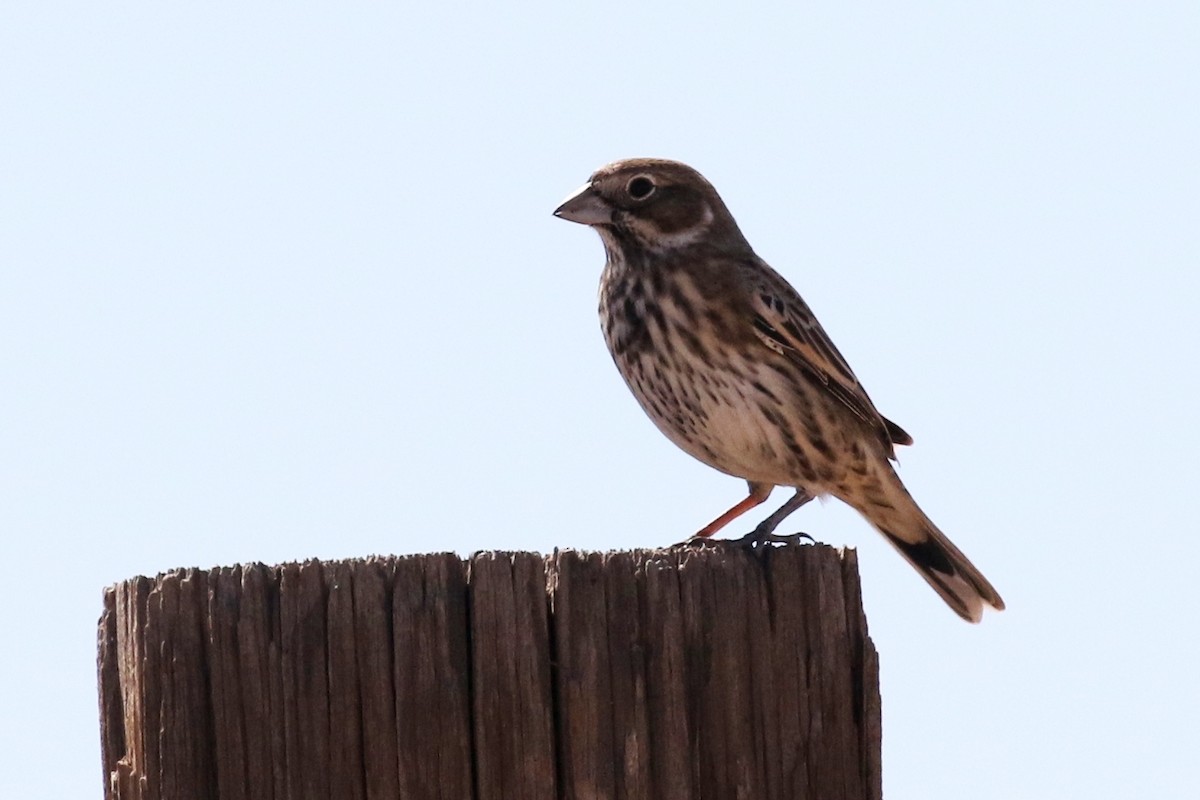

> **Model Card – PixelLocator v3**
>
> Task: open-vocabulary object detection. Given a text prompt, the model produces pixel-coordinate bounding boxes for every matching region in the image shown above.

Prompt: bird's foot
[731,526,815,554]
[673,529,815,552]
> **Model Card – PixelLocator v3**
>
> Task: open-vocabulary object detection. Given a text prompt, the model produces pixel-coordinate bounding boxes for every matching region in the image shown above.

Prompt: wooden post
[98,546,881,800]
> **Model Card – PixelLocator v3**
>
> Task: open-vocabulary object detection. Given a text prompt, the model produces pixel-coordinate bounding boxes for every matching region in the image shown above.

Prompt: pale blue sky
[2,3,1197,797]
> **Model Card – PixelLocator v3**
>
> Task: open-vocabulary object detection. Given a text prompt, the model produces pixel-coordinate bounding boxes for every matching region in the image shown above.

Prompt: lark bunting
[554,158,1003,622]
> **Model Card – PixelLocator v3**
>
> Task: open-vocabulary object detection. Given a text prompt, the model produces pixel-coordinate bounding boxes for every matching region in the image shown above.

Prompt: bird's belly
[619,354,829,489]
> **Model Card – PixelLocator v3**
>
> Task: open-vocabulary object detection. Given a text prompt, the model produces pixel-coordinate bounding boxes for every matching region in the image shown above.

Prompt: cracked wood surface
[98,545,880,800]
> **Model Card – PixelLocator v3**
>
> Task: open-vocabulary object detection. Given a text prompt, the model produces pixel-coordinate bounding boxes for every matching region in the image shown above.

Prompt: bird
[553,158,1004,622]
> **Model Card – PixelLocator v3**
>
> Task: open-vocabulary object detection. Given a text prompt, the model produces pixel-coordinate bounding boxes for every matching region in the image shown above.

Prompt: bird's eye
[626,175,656,200]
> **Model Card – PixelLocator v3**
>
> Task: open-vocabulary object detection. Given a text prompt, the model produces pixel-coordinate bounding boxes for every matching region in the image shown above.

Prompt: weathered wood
[98,546,881,800]
[470,551,557,800]
[350,559,398,800]
[393,553,472,799]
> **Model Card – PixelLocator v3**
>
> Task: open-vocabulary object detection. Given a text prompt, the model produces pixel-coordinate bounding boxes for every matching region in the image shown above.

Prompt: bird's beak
[553,183,612,226]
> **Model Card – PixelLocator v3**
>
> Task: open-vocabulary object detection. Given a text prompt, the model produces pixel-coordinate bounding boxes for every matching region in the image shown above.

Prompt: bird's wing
[744,260,913,450]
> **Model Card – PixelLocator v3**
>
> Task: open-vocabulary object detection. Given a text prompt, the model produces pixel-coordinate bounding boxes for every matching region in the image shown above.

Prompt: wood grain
[99,546,880,799]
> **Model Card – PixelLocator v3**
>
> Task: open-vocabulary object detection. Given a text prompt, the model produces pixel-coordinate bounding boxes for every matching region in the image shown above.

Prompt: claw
[674,529,815,553]
[732,527,815,554]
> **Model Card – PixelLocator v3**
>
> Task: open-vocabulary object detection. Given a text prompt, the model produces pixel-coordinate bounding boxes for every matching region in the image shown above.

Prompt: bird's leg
[732,488,816,552]
[677,481,773,546]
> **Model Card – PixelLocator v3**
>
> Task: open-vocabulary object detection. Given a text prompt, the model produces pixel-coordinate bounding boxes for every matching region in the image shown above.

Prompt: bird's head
[554,158,747,254]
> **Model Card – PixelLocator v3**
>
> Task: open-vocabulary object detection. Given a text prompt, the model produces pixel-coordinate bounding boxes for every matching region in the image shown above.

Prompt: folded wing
[743,259,912,455]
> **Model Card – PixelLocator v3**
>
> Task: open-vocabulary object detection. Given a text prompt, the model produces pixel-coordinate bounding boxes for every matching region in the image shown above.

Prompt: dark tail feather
[853,466,1004,622]
[883,525,1005,623]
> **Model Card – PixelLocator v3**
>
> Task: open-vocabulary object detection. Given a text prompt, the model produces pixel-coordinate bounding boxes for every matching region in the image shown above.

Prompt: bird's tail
[844,466,1005,623]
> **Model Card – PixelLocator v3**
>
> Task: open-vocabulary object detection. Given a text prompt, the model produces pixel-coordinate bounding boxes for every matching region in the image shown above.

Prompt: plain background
[2,3,1197,797]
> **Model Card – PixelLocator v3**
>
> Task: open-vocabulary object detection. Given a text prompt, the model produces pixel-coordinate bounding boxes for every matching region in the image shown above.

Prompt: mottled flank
[555,158,1003,622]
